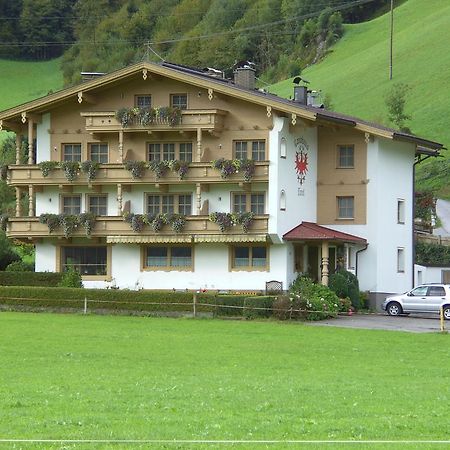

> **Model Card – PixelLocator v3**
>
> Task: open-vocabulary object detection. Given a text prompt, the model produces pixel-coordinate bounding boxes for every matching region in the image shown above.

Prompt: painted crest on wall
[294,137,309,185]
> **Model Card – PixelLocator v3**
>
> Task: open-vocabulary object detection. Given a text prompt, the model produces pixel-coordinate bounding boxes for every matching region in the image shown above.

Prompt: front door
[307,246,319,282]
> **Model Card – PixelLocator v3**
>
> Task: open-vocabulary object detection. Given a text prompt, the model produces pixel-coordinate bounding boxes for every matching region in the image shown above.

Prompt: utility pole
[389,0,394,80]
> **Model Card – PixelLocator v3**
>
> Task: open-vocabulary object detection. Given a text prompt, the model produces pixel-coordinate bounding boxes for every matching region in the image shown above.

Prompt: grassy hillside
[0,58,63,143]
[271,0,450,196]
[0,58,63,112]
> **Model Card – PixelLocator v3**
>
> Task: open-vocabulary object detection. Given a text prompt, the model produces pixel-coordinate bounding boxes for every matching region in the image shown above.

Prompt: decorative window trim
[170,93,188,110]
[231,191,265,214]
[336,144,355,169]
[135,94,152,108]
[337,196,355,220]
[62,143,82,162]
[60,194,82,215]
[232,140,266,161]
[57,244,111,280]
[141,245,194,271]
[87,194,108,216]
[88,142,109,164]
[229,244,270,271]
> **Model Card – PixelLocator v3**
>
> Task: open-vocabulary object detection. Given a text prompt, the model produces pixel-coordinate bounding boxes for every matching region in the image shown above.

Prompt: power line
[0,0,378,49]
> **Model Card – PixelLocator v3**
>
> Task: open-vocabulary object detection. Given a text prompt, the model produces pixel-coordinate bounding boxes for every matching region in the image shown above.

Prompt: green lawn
[0,312,449,448]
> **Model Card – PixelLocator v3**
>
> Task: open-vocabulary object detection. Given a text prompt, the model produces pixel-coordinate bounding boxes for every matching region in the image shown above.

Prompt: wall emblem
[294,137,309,185]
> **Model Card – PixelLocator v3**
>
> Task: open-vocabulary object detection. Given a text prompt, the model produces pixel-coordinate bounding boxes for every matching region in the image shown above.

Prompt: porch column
[118,130,124,163]
[15,133,21,165]
[15,187,22,217]
[196,183,202,215]
[117,183,123,215]
[321,241,329,286]
[27,119,34,165]
[28,184,34,217]
[196,128,202,162]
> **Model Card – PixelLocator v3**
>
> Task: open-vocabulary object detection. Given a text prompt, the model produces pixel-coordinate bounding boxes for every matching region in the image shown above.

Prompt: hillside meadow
[0,312,449,449]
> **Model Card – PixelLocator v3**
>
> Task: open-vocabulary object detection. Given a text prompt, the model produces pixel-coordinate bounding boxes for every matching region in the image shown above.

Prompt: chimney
[293,86,307,105]
[233,61,256,90]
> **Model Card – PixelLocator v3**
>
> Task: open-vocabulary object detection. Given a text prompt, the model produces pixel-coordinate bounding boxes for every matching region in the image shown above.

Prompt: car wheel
[443,306,450,320]
[387,302,402,316]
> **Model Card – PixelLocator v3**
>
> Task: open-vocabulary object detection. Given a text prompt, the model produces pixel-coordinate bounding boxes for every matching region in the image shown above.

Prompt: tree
[385,82,412,133]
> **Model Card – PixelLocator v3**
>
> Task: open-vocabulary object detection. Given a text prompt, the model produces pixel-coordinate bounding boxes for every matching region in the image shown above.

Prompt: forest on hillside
[0,0,391,85]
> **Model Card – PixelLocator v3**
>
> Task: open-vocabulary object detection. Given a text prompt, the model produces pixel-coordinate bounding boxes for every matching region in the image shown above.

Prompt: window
[144,246,192,270]
[337,196,354,219]
[163,143,175,160]
[179,143,193,162]
[146,194,192,215]
[88,195,107,216]
[148,143,161,162]
[410,286,428,296]
[252,141,266,161]
[397,199,405,224]
[231,245,268,270]
[62,246,107,275]
[170,94,188,110]
[62,195,81,215]
[397,248,405,273]
[233,140,266,161]
[280,190,286,211]
[337,145,354,168]
[234,141,248,160]
[148,142,193,162]
[232,192,265,214]
[135,95,151,108]
[178,195,192,216]
[428,286,445,296]
[89,143,108,163]
[62,144,81,162]
[280,137,287,159]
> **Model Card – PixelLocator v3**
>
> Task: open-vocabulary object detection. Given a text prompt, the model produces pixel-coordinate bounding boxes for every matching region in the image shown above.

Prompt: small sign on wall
[298,188,305,196]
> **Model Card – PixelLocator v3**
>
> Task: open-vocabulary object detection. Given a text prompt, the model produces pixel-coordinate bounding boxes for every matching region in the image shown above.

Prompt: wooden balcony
[81,109,227,133]
[6,162,269,186]
[6,215,269,241]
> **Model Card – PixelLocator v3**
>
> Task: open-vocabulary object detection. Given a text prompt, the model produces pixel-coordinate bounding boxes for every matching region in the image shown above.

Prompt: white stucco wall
[35,241,56,272]
[415,264,450,285]
[268,115,318,242]
[36,113,51,163]
[331,137,415,294]
[109,242,291,291]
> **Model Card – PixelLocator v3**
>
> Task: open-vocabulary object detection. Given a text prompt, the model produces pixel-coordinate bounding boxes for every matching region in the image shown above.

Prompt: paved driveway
[308,313,446,333]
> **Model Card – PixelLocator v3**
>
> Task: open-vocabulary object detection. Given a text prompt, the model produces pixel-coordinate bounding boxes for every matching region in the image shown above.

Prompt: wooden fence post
[193,292,197,318]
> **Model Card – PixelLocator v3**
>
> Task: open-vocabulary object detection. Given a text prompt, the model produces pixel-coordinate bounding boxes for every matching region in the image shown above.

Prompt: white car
[382,284,450,319]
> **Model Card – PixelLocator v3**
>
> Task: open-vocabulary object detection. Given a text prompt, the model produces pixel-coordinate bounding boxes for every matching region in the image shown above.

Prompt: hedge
[243,296,274,319]
[0,272,64,287]
[0,286,218,314]
[211,295,247,317]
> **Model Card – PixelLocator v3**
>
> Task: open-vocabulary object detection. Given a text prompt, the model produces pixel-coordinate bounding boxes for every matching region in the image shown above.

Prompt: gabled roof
[0,60,443,152]
[283,221,367,244]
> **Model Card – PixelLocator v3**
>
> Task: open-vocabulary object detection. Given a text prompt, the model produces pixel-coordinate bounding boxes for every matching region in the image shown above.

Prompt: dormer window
[171,94,188,110]
[135,95,151,108]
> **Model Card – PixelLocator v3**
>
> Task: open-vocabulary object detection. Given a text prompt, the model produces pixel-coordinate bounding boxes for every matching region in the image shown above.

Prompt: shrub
[57,269,83,288]
[329,270,361,310]
[290,275,339,320]
[5,260,34,272]
[272,295,303,320]
[0,271,63,286]
[243,296,274,319]
[212,295,246,317]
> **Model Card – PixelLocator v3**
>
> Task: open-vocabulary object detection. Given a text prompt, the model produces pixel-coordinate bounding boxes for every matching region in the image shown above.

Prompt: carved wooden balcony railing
[6,162,269,186]
[6,215,269,241]
[80,109,227,133]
